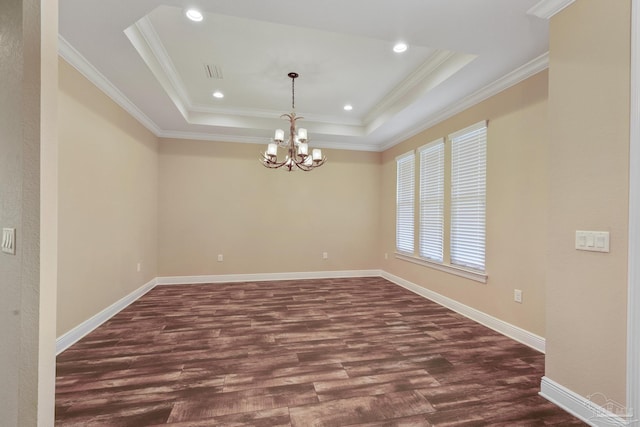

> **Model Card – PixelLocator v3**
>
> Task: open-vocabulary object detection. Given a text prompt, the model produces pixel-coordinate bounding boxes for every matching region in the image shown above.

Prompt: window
[396,152,415,253]
[450,121,487,271]
[394,121,487,282]
[418,139,444,262]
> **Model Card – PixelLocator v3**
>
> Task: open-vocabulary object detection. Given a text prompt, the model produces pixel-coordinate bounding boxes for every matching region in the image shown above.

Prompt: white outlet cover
[514,289,523,303]
[2,228,16,255]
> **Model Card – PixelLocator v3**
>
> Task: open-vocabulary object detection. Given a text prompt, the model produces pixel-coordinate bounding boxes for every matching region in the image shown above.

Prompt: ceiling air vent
[204,64,223,79]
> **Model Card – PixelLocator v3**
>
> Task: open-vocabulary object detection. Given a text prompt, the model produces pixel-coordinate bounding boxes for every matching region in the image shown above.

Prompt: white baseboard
[58,269,623,427]
[56,270,543,359]
[380,271,546,353]
[55,278,158,355]
[540,376,635,426]
[156,269,382,285]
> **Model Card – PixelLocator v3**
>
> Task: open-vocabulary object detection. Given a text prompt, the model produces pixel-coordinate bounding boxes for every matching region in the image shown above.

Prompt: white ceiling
[58,0,562,152]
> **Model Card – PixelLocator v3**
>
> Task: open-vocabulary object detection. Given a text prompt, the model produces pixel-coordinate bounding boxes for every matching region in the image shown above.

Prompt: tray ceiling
[58,0,554,151]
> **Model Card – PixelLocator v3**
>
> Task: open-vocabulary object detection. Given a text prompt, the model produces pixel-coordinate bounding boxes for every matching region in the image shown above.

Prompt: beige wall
[52,0,634,413]
[380,71,550,337]
[0,0,58,424]
[158,140,381,276]
[40,0,59,424]
[57,59,159,336]
[546,0,630,404]
[0,2,28,422]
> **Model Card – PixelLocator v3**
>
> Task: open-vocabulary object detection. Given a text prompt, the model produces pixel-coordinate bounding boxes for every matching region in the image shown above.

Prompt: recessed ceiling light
[212,91,224,99]
[393,42,408,53]
[343,104,353,111]
[185,9,204,22]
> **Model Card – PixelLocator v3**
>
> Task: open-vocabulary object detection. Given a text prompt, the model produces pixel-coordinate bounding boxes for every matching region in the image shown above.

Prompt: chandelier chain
[291,75,295,110]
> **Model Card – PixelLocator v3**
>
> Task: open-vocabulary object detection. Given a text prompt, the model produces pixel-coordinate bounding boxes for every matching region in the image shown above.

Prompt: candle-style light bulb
[298,128,307,142]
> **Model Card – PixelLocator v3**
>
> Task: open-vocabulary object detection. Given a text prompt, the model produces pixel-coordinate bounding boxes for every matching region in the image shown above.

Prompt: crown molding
[129,18,365,128]
[365,50,468,124]
[188,102,363,127]
[379,52,549,152]
[134,16,193,108]
[59,33,548,154]
[158,130,266,144]
[526,0,575,19]
[123,21,190,120]
[365,50,476,134]
[158,130,378,152]
[57,35,163,136]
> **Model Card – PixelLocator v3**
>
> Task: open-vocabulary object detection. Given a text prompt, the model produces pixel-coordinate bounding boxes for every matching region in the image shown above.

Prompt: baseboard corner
[56,278,158,355]
[540,376,633,427]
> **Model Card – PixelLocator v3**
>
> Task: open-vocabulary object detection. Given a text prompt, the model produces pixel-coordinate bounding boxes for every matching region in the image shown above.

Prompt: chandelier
[260,72,326,171]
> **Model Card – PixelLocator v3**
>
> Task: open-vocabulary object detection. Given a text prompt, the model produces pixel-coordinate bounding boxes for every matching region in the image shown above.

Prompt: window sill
[394,252,488,284]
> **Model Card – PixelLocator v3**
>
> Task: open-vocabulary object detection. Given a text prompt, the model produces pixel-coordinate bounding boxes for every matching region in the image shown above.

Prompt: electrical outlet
[322,252,328,260]
[384,253,388,260]
[2,228,16,255]
[217,254,223,262]
[514,289,523,303]
[136,262,142,272]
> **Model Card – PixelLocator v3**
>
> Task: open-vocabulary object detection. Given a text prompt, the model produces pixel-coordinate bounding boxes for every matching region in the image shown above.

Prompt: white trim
[395,150,416,162]
[448,120,488,141]
[134,16,193,110]
[156,270,382,285]
[364,50,476,129]
[628,0,640,424]
[380,271,544,352]
[540,376,634,427]
[394,252,487,284]
[157,130,378,152]
[55,270,378,355]
[55,278,158,355]
[55,270,545,364]
[59,32,547,154]
[380,52,549,151]
[526,0,575,19]
[57,35,163,136]
[417,137,445,154]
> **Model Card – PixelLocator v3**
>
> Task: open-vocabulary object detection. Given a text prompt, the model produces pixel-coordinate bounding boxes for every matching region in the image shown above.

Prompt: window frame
[418,139,445,263]
[393,121,488,284]
[449,121,487,272]
[395,151,415,255]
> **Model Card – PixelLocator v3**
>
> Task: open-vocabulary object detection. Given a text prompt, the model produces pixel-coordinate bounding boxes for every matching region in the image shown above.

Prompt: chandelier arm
[259,153,289,169]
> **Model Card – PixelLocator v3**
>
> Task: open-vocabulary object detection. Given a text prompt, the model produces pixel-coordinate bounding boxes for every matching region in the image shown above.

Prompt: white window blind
[450,121,487,271]
[418,139,444,262]
[396,152,415,254]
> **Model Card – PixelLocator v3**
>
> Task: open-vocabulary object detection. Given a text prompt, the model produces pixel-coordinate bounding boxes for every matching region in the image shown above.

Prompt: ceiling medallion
[260,72,326,172]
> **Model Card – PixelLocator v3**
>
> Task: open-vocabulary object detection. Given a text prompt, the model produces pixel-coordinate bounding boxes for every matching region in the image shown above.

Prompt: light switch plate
[2,228,16,255]
[576,230,610,253]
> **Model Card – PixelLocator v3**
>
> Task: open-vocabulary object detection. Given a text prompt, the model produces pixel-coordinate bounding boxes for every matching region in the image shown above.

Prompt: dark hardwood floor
[55,277,585,426]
